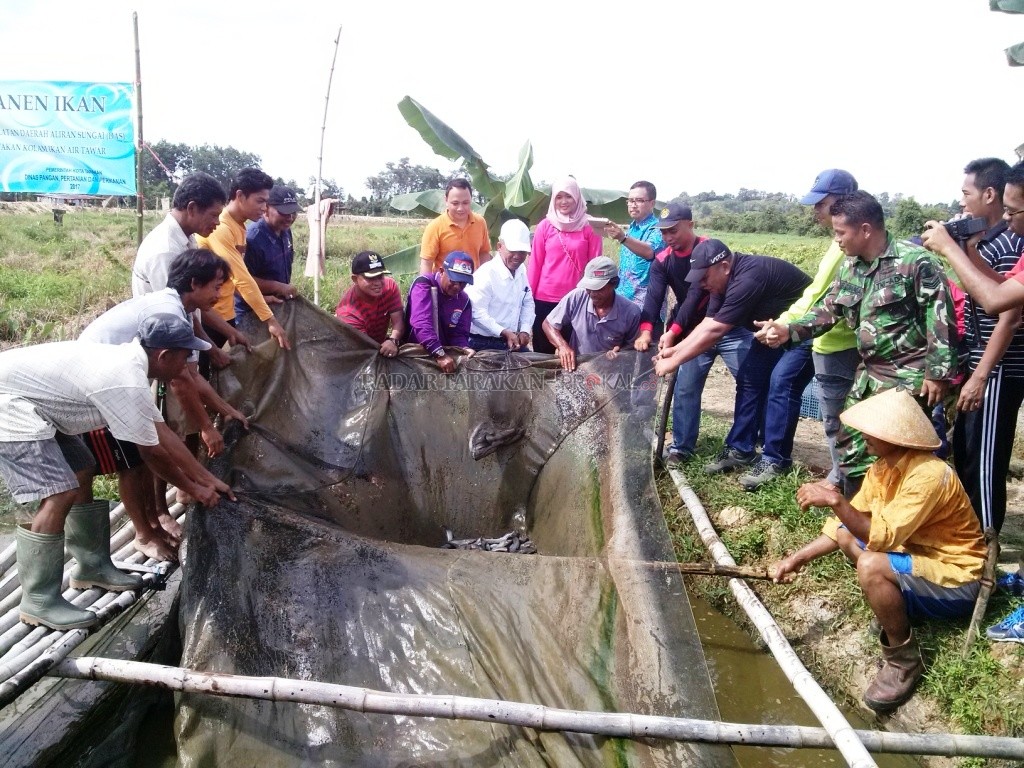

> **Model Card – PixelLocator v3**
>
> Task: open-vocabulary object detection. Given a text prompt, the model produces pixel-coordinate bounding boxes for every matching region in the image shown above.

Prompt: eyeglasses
[1005,206,1024,217]
[626,198,650,205]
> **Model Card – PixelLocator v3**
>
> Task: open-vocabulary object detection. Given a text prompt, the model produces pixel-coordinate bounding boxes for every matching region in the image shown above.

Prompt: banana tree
[991,0,1024,64]
[385,96,633,274]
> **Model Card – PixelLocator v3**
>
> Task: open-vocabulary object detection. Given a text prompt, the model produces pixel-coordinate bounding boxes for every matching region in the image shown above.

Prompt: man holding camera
[758,191,958,496]
[922,159,1024,533]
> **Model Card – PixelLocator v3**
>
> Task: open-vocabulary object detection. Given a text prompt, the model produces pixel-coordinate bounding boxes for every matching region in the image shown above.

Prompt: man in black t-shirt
[655,239,811,474]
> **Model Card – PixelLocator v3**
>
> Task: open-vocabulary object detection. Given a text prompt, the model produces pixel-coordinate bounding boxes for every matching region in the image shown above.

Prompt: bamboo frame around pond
[46,656,1024,761]
[667,467,879,768]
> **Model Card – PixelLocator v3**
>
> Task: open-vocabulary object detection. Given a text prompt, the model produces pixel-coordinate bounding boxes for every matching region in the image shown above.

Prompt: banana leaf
[397,96,500,200]
[380,243,423,276]
[503,142,535,209]
[480,190,506,240]
[990,0,1024,64]
[1007,41,1024,66]
[389,189,486,219]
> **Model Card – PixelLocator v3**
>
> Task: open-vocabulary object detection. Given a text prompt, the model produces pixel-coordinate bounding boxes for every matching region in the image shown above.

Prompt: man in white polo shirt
[465,218,535,351]
[0,315,234,631]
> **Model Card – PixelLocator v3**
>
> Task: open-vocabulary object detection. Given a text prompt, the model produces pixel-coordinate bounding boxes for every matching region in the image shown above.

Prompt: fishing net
[175,298,736,767]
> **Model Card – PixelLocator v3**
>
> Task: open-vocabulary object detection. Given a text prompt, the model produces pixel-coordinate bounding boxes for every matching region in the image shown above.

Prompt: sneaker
[704,446,757,475]
[739,457,784,491]
[986,604,1024,643]
[664,450,692,468]
[997,571,1024,597]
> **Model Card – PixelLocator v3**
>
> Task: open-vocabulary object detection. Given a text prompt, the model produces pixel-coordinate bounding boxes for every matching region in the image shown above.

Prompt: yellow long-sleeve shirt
[196,209,274,322]
[822,449,985,586]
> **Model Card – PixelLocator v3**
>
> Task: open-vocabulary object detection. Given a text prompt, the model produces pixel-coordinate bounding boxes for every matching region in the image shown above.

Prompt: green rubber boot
[16,524,98,630]
[65,501,142,592]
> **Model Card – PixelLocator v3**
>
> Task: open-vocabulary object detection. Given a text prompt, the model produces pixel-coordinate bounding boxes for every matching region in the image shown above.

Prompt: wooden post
[313,25,342,306]
[132,12,144,247]
[962,527,1000,655]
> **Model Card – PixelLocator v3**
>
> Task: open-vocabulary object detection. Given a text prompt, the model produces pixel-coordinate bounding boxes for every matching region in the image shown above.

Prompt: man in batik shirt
[757,191,958,495]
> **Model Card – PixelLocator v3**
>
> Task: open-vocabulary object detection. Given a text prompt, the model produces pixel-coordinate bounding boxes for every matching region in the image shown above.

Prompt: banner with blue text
[0,81,136,196]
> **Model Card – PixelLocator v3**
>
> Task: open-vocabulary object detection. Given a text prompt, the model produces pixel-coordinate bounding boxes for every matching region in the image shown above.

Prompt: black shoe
[704,447,756,474]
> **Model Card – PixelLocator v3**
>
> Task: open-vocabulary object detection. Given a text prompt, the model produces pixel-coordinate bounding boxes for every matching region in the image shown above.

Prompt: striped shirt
[964,222,1024,377]
[335,277,403,343]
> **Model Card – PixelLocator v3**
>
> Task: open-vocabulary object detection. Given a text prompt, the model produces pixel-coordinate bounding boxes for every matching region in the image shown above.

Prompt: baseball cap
[499,218,531,252]
[578,256,618,290]
[267,186,300,214]
[138,313,211,351]
[443,251,475,284]
[656,202,693,229]
[352,250,390,278]
[799,169,858,205]
[685,239,732,283]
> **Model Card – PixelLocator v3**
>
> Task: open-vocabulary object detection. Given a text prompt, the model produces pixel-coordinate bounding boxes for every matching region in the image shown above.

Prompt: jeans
[726,340,785,455]
[812,348,859,487]
[761,340,815,467]
[468,333,510,352]
[670,327,752,456]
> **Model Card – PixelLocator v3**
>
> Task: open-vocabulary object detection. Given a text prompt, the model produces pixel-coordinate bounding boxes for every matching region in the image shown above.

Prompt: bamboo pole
[667,467,878,768]
[962,527,999,655]
[313,25,342,306]
[132,12,144,248]
[44,657,1024,761]
[655,368,677,462]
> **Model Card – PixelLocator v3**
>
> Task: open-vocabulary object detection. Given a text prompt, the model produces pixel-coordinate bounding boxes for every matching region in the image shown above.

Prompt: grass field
[0,205,830,344]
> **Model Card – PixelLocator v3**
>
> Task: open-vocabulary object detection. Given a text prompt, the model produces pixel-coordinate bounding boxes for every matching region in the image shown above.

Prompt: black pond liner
[175,298,737,767]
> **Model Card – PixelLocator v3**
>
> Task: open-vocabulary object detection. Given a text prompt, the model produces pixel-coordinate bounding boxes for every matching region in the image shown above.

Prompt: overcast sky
[4,0,1021,205]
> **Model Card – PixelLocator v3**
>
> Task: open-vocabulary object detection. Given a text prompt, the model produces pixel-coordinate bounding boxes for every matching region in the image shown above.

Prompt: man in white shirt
[132,172,246,364]
[465,219,535,351]
[0,315,234,631]
[79,248,248,561]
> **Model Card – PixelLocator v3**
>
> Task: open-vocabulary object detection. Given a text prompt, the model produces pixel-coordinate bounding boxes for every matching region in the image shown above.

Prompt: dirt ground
[697,360,1024,574]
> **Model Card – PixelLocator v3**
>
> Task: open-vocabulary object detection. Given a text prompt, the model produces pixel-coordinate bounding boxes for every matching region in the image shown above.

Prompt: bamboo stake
[667,467,878,768]
[620,560,772,580]
[962,527,999,655]
[43,656,1024,761]
[312,25,342,306]
[132,12,144,247]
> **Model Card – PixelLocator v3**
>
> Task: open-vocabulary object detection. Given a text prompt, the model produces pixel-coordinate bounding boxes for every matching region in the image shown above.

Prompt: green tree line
[2,141,959,239]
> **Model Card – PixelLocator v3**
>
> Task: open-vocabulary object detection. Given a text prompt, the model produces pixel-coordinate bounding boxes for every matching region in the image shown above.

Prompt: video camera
[942,216,987,242]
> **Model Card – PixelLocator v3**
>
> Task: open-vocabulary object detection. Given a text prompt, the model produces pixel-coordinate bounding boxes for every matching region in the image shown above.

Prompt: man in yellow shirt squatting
[769,387,985,712]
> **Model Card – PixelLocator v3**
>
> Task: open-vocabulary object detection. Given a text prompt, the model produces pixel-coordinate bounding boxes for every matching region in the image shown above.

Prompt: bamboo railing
[0,494,183,707]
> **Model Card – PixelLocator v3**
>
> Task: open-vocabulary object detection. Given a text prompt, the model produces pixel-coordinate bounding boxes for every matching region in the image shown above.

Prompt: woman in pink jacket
[528,177,603,353]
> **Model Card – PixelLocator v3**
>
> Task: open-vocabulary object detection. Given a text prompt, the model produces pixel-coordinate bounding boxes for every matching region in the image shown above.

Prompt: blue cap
[442,251,474,284]
[799,169,858,205]
[138,313,211,351]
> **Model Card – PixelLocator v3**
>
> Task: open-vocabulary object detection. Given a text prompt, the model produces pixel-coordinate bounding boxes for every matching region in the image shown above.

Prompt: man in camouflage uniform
[757,191,958,495]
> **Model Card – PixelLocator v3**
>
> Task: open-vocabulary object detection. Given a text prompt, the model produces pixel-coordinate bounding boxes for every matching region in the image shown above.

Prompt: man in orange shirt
[196,168,290,351]
[418,178,492,275]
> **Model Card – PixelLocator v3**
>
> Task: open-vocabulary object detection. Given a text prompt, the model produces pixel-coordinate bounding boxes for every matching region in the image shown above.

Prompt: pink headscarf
[545,177,589,232]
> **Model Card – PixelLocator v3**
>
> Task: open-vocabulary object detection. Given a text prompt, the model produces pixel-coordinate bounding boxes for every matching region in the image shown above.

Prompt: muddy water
[692,594,920,768]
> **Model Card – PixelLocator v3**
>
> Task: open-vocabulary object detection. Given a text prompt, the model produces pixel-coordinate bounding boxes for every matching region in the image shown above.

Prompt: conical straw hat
[839,387,941,450]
